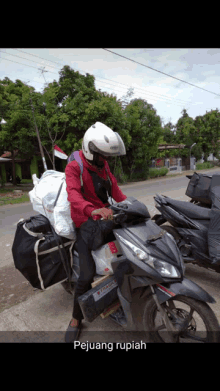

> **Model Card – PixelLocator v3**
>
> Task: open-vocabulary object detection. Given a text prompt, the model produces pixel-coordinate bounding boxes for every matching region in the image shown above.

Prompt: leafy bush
[158,167,169,176]
[130,170,148,181]
[196,162,214,170]
[149,168,160,178]
[0,178,6,187]
[149,167,168,178]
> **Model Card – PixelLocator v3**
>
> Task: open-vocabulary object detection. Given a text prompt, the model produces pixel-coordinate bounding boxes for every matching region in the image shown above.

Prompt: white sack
[29,170,76,241]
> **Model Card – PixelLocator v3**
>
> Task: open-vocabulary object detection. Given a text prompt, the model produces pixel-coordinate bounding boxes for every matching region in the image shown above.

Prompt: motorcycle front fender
[155,277,216,304]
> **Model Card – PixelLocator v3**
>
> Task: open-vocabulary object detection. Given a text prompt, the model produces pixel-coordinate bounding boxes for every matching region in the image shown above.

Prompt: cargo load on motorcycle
[12,168,121,291]
[12,214,75,290]
[185,171,213,205]
[185,171,220,264]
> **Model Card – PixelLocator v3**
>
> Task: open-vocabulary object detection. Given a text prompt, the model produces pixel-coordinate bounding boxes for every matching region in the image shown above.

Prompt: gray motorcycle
[62,196,220,343]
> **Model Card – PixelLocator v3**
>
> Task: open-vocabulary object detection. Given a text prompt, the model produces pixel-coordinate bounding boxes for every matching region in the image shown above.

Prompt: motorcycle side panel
[156,205,192,228]
[156,277,216,304]
[177,228,209,256]
[112,258,163,303]
[113,220,182,268]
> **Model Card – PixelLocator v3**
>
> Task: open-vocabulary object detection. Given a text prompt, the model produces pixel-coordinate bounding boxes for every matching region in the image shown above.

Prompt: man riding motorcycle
[65,122,127,343]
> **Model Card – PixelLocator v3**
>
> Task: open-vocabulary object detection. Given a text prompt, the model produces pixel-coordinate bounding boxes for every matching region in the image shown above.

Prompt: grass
[20,179,33,184]
[0,188,30,206]
[149,167,169,178]
[117,167,169,185]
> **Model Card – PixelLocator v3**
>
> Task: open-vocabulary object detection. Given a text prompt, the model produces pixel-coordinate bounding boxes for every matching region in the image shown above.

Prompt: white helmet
[82,122,126,161]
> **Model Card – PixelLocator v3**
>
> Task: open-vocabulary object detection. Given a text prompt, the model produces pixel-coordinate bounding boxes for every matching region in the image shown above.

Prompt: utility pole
[190,143,196,170]
[29,94,48,171]
[39,67,48,85]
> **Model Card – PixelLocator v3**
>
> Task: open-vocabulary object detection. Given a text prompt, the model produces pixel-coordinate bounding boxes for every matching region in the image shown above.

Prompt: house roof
[1,150,19,158]
[158,144,186,150]
[0,157,11,162]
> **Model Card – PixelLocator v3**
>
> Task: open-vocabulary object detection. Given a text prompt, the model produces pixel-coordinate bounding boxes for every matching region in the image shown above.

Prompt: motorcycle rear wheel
[143,294,219,343]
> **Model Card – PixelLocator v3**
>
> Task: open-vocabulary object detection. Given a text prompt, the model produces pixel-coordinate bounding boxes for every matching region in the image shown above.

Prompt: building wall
[0,154,68,184]
[197,153,218,164]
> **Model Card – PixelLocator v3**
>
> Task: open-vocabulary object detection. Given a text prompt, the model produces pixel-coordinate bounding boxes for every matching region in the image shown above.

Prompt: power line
[93,75,190,105]
[0,56,58,74]
[14,49,67,68]
[11,49,191,105]
[0,55,193,109]
[2,52,216,121]
[0,50,60,71]
[0,72,46,86]
[1,53,188,107]
[94,80,189,108]
[0,51,211,110]
[102,48,220,98]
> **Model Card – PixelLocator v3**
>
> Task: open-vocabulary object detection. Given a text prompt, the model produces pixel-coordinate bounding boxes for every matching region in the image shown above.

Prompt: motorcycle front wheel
[143,294,219,343]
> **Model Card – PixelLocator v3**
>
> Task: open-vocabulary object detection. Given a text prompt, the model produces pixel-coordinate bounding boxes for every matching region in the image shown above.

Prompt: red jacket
[65,150,127,228]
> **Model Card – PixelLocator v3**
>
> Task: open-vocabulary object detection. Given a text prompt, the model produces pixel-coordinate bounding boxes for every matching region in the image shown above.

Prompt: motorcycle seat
[165,197,212,220]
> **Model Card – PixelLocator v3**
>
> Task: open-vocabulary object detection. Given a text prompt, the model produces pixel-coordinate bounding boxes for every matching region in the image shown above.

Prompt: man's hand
[91,208,114,220]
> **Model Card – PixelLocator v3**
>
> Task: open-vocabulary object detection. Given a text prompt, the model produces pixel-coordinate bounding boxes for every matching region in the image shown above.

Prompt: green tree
[162,121,176,144]
[194,110,220,162]
[53,66,100,157]
[0,78,38,184]
[120,87,135,110]
[34,81,70,169]
[174,109,198,159]
[124,98,162,179]
[83,91,132,181]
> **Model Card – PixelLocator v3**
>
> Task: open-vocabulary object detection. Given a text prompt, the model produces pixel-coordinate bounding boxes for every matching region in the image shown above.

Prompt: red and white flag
[53,145,68,160]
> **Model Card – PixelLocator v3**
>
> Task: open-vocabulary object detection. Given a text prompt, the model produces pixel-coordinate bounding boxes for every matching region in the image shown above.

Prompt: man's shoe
[65,319,82,343]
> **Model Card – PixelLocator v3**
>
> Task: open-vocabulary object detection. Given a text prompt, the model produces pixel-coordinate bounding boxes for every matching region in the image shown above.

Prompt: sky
[1,48,220,126]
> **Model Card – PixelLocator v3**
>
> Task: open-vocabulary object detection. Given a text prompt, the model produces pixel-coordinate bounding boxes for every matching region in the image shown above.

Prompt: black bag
[185,172,212,205]
[12,214,75,290]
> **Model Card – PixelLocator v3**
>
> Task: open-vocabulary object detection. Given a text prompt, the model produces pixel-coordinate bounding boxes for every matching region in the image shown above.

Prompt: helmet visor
[89,132,126,158]
[115,132,126,156]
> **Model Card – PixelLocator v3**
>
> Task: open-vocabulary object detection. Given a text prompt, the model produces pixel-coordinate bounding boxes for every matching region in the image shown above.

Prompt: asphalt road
[0,168,220,342]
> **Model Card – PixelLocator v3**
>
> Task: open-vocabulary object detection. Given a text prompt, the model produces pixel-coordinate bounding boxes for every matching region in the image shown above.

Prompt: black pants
[72,218,116,320]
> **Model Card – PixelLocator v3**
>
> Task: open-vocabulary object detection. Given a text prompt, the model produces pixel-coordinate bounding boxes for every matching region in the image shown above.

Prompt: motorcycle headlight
[114,233,149,260]
[114,233,181,278]
[147,259,181,278]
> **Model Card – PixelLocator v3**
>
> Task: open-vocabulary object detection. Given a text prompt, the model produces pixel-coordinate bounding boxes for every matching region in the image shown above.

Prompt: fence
[150,157,193,173]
